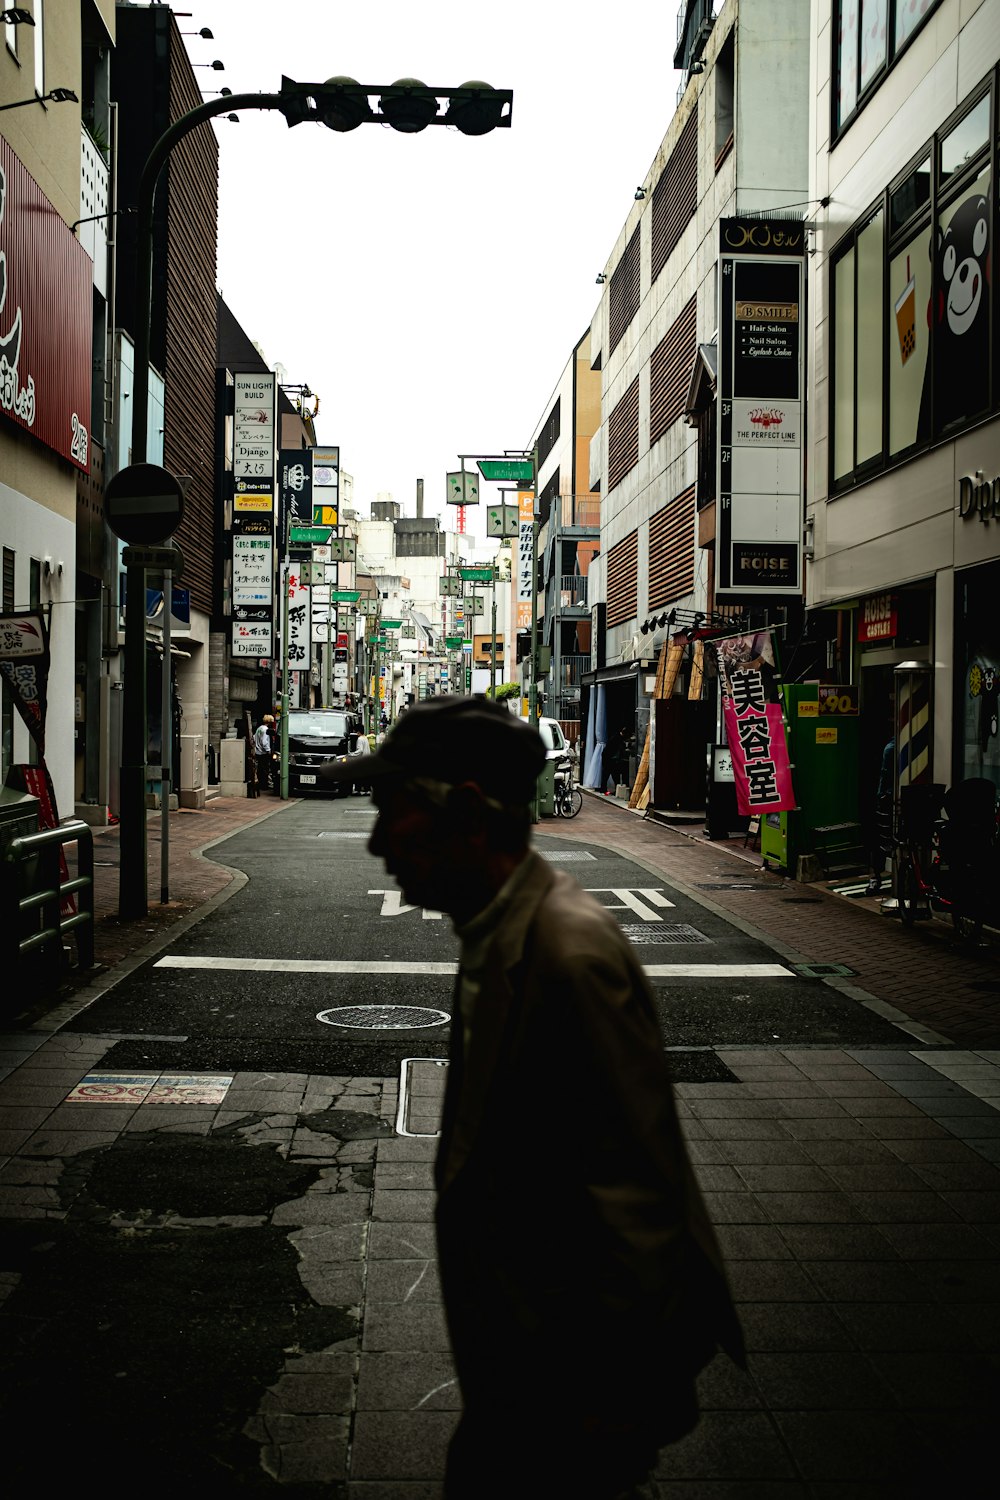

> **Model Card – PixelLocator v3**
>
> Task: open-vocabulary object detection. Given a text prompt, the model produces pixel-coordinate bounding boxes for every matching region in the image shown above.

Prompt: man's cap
[322,696,547,803]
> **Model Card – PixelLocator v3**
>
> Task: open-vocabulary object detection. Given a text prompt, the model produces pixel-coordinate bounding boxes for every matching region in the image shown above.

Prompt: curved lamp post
[117,75,512,918]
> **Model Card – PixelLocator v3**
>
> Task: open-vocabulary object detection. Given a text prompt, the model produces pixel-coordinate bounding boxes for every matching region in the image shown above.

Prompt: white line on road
[153,956,795,979]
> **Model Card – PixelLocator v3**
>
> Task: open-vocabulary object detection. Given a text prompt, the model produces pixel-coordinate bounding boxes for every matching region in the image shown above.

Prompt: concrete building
[807,0,1000,832]
[1,0,116,821]
[529,327,602,745]
[585,0,811,800]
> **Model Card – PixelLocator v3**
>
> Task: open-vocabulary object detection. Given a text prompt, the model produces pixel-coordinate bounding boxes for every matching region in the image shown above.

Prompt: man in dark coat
[324,697,744,1498]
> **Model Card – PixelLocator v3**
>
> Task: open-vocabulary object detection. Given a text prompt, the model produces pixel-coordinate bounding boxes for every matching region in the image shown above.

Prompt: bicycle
[554,772,583,818]
[891,780,995,941]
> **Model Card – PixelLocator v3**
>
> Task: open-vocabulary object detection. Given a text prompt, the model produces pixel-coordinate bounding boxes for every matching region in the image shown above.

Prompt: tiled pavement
[2,790,999,1491]
[1,1042,998,1493]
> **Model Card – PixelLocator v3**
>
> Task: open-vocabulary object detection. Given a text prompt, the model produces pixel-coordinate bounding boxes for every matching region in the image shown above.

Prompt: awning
[581,659,659,687]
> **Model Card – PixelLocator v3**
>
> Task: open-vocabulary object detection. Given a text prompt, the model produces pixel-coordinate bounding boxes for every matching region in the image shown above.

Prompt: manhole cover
[790,962,857,979]
[540,850,597,861]
[620,924,711,944]
[317,1005,450,1030]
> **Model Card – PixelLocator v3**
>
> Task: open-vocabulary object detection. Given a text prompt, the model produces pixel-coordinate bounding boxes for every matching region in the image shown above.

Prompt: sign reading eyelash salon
[716,218,805,598]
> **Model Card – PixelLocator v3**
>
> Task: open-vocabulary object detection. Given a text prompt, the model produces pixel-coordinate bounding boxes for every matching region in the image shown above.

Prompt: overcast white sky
[174,1,686,538]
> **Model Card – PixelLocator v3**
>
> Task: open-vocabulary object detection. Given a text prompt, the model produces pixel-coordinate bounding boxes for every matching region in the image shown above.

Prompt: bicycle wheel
[562,786,583,818]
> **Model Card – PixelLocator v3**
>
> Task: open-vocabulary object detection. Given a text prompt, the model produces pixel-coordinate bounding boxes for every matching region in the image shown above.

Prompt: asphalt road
[65,794,915,1077]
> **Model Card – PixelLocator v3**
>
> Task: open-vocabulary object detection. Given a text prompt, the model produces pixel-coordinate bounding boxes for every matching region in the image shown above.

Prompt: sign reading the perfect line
[717,218,805,599]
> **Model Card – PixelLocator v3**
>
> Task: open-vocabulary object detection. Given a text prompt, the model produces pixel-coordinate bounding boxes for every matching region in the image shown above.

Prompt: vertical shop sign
[710,630,796,814]
[284,565,311,671]
[277,449,314,544]
[231,374,276,657]
[517,489,534,629]
[717,219,805,597]
[312,446,339,527]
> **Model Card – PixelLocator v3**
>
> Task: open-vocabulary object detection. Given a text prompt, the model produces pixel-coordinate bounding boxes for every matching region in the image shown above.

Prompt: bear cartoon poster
[917,171,991,441]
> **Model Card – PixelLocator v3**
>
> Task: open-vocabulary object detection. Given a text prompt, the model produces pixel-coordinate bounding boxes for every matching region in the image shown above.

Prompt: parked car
[537,716,570,765]
[285,708,366,795]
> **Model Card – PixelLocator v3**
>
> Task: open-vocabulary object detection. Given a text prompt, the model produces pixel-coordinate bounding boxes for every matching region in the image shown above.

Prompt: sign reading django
[0,138,92,472]
[717,218,805,598]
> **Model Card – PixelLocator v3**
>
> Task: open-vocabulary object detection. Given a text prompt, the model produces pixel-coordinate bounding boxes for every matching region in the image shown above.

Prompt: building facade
[584,0,811,796]
[808,0,1000,829]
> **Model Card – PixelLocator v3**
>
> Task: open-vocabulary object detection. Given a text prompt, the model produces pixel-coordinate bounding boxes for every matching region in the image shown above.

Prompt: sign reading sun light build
[717,218,805,598]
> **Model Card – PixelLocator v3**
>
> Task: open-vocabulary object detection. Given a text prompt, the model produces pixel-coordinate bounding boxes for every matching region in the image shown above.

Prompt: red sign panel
[858,593,898,642]
[0,135,92,471]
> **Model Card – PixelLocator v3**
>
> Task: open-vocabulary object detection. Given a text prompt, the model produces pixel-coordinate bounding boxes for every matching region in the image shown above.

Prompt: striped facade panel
[648,485,696,610]
[163,28,220,615]
[607,375,640,493]
[650,295,697,448]
[606,530,638,629]
[608,226,640,357]
[651,108,698,284]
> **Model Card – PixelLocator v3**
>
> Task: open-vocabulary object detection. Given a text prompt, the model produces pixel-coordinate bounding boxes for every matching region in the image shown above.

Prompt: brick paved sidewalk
[548,793,1000,1050]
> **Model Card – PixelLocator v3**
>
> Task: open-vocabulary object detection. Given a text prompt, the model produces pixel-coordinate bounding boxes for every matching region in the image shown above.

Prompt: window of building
[696,401,717,509]
[652,108,698,284]
[650,295,697,448]
[32,0,43,98]
[834,0,940,137]
[608,226,641,358]
[648,485,696,609]
[606,530,637,628]
[831,74,995,492]
[714,34,734,170]
[607,376,639,492]
[537,396,560,468]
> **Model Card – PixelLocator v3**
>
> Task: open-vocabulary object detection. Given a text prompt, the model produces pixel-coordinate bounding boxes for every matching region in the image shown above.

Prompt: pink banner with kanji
[711,631,796,815]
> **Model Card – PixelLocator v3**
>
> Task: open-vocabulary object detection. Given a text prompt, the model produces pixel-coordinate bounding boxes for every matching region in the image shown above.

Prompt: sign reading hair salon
[716,217,805,598]
[0,137,92,471]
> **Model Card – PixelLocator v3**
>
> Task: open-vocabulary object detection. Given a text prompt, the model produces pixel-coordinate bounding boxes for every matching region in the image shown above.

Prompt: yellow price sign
[816,726,838,744]
[798,699,819,717]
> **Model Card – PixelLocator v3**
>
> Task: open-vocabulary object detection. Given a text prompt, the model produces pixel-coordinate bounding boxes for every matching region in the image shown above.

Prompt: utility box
[0,782,40,859]
[179,734,206,810]
[219,737,247,798]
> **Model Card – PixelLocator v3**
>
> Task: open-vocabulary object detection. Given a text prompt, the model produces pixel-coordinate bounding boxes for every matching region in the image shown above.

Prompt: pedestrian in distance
[252,714,275,795]
[323,695,744,1500]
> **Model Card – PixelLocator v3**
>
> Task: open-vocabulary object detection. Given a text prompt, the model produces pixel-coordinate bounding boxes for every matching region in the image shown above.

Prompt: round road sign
[105,463,184,544]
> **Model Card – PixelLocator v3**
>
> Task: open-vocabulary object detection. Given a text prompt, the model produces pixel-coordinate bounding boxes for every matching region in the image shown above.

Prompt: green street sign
[459,566,494,583]
[330,590,360,603]
[445,635,464,649]
[381,619,402,629]
[477,458,533,483]
[290,525,333,545]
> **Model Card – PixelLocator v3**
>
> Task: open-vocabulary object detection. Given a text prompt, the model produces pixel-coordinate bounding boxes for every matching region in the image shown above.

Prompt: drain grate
[317,1005,450,1030]
[695,882,773,891]
[782,897,822,904]
[790,961,857,979]
[540,850,597,861]
[620,923,711,944]
[316,831,370,838]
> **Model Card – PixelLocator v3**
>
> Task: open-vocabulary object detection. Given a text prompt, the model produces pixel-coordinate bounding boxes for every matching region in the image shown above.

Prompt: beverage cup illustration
[895,255,916,365]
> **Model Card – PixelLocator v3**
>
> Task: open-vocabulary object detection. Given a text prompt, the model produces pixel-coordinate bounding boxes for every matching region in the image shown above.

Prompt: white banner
[233,536,272,605]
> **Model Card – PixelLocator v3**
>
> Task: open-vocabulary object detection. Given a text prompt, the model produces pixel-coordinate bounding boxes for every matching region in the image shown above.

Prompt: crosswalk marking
[153,955,795,979]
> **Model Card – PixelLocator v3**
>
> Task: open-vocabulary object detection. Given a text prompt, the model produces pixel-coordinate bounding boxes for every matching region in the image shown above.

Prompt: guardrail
[3,819,95,971]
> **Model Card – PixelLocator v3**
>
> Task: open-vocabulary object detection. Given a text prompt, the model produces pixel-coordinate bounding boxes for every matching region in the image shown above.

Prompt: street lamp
[0,86,77,111]
[115,72,512,918]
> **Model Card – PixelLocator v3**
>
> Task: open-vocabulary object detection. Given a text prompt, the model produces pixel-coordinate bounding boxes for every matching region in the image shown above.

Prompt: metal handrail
[4,819,95,969]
